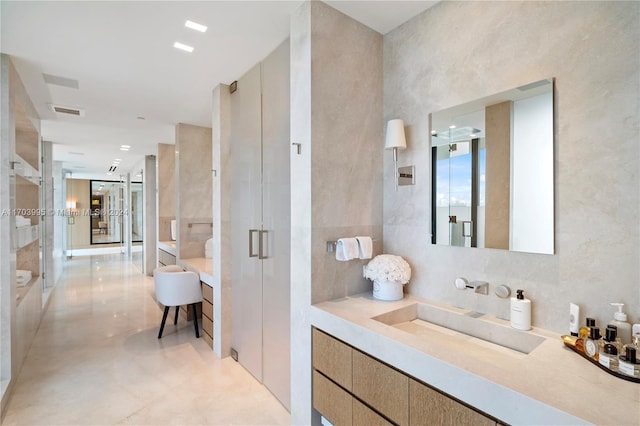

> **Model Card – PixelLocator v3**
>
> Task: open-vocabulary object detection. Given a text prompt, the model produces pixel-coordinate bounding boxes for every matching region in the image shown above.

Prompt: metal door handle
[259,230,267,260]
[462,221,473,238]
[249,229,259,257]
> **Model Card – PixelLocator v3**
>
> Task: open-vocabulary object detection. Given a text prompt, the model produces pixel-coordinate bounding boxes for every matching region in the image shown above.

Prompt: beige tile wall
[383,1,640,332]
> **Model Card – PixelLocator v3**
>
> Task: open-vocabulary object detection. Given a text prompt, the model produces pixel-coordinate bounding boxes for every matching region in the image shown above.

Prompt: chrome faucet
[454,277,489,295]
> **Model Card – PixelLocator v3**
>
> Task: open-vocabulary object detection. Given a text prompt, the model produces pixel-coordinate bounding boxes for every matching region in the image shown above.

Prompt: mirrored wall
[90,180,142,245]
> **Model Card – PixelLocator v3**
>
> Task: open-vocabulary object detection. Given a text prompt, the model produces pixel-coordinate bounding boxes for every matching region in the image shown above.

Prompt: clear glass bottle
[598,343,619,372]
[600,325,622,353]
[579,318,596,339]
[584,327,601,361]
[618,345,640,378]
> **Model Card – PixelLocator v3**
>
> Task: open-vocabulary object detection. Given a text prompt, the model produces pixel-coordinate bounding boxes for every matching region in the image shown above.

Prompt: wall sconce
[66,200,77,225]
[385,119,414,191]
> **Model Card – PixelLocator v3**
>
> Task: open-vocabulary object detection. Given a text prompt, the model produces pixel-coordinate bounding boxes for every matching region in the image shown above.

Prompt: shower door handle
[249,229,259,258]
[258,230,268,260]
[462,221,473,238]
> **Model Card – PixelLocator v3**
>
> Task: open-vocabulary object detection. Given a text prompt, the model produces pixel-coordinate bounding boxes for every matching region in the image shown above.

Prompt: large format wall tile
[383,1,639,332]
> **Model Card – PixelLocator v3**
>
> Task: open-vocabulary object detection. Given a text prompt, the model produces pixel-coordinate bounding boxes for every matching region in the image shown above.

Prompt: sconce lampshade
[385,119,407,150]
[66,200,77,209]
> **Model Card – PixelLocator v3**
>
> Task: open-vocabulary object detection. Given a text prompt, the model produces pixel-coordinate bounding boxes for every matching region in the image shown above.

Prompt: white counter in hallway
[311,293,639,425]
[157,240,176,256]
[178,257,214,286]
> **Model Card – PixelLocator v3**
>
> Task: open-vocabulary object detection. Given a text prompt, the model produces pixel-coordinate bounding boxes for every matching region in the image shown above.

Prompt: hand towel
[355,236,373,259]
[15,215,31,228]
[335,238,359,261]
[205,238,213,259]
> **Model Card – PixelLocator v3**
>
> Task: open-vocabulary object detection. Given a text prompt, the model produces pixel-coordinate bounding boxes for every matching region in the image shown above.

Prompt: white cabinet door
[231,62,263,382]
[261,40,291,410]
[230,40,291,410]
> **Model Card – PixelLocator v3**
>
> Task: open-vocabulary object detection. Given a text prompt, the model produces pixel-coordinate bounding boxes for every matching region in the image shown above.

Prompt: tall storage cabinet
[1,54,44,416]
[230,40,291,410]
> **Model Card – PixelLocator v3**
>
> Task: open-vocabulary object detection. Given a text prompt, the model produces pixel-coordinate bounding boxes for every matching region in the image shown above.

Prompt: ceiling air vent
[49,103,85,117]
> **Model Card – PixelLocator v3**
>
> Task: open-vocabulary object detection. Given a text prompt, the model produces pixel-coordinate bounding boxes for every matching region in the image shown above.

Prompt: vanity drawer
[202,298,213,321]
[313,370,352,426]
[202,283,213,303]
[352,350,409,426]
[202,313,213,338]
[158,249,176,266]
[312,328,352,391]
[409,378,495,426]
[353,398,393,426]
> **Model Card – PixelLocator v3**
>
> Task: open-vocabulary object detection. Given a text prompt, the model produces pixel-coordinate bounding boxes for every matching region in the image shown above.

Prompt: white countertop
[157,240,176,256]
[311,292,640,425]
[178,257,214,287]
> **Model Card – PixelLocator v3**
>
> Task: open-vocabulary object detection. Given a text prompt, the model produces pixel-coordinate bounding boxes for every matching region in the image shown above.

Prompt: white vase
[373,279,404,301]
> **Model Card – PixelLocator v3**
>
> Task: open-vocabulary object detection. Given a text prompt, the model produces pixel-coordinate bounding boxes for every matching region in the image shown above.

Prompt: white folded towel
[15,215,31,228]
[16,270,32,283]
[355,236,373,259]
[204,238,213,259]
[335,238,359,261]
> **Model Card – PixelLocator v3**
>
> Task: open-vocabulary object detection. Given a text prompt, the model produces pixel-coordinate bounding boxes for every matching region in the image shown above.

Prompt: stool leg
[192,303,200,338]
[174,306,180,325]
[158,306,170,339]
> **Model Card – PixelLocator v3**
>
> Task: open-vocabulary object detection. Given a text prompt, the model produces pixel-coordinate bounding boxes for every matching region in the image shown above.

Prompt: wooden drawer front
[313,370,352,426]
[353,350,409,426]
[202,299,213,321]
[202,314,213,338]
[353,398,393,426]
[409,379,494,426]
[179,302,201,321]
[202,283,213,303]
[312,328,352,391]
[202,330,213,348]
[158,249,176,266]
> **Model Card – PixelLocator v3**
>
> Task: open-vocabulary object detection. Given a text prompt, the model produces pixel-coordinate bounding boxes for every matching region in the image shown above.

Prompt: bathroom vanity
[178,257,215,349]
[157,241,176,266]
[311,293,639,425]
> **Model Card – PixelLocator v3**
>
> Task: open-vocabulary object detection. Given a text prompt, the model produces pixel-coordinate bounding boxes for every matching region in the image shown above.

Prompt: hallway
[2,255,289,425]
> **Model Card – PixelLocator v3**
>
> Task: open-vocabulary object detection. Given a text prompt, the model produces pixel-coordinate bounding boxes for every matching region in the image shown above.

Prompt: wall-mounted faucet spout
[468,281,489,295]
[454,277,489,295]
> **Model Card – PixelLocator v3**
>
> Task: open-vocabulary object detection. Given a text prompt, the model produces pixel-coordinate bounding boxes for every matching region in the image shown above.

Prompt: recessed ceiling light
[120,145,130,151]
[185,20,207,33]
[449,125,456,129]
[173,42,194,53]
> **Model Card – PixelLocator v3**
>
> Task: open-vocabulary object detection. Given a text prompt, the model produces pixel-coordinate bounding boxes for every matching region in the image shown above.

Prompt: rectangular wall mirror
[430,78,554,255]
[90,180,143,245]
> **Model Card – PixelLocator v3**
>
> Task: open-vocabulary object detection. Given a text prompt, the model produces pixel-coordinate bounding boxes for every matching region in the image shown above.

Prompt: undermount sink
[372,303,545,354]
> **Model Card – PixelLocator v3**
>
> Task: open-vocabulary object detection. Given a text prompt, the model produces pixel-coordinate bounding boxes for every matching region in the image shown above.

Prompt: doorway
[89,180,143,245]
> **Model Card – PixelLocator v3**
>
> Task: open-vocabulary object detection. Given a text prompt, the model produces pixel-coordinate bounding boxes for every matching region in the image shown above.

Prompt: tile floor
[2,254,290,425]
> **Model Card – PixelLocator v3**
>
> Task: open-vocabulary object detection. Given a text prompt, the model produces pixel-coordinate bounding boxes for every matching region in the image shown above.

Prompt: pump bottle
[608,303,632,345]
[510,289,531,331]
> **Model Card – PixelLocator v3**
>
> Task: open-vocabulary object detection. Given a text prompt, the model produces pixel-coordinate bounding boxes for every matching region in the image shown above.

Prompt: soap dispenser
[510,289,531,331]
[609,303,632,345]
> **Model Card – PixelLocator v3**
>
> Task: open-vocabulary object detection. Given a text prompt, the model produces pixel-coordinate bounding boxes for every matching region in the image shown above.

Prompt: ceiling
[1,1,438,179]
